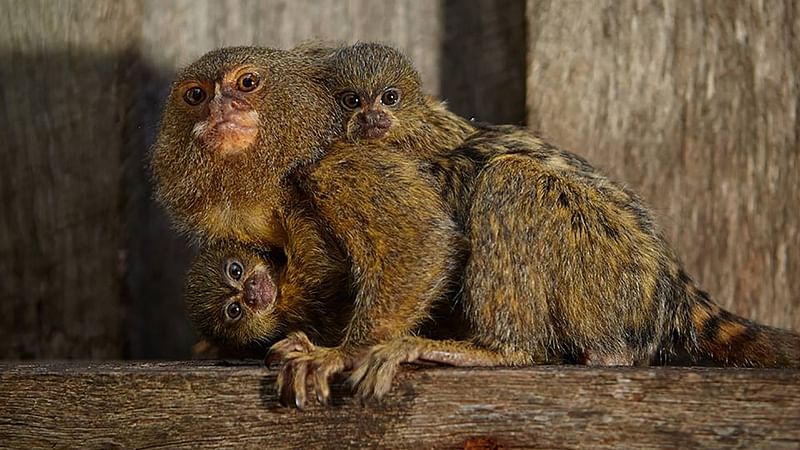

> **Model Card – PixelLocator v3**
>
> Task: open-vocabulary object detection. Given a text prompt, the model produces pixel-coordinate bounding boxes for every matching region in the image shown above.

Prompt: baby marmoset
[322,44,475,158]
[185,240,352,352]
[152,45,466,408]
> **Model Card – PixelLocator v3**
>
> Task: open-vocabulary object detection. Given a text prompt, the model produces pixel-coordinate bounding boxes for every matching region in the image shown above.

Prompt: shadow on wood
[0,44,197,360]
[440,0,527,125]
[1,362,798,448]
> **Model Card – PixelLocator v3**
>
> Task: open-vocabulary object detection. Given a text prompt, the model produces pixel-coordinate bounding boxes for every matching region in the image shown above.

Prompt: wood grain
[440,0,528,124]
[138,0,443,93]
[0,0,141,358]
[526,0,800,331]
[0,362,798,449]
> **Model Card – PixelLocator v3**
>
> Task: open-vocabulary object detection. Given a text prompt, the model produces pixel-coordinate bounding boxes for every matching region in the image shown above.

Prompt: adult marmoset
[350,125,800,399]
[151,46,465,408]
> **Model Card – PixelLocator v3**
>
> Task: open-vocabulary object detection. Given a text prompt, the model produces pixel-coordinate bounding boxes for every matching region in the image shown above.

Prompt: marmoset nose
[359,110,391,128]
[243,271,276,311]
[210,92,251,116]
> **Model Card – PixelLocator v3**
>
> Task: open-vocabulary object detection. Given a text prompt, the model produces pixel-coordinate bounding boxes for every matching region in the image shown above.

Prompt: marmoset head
[185,241,286,348]
[324,43,427,144]
[150,46,339,240]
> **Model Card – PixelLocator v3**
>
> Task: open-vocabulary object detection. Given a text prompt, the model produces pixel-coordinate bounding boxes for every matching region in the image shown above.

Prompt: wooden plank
[526,0,800,331]
[0,0,141,358]
[0,362,798,449]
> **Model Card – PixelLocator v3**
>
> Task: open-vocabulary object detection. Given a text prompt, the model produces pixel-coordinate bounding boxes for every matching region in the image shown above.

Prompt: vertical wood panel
[441,0,528,124]
[139,0,443,92]
[526,0,799,330]
[7,0,792,359]
[0,0,142,358]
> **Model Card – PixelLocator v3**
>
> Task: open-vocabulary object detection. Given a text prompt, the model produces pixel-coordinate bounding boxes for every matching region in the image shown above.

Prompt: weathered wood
[0,0,141,358]
[526,0,800,331]
[0,362,797,449]
[139,0,444,92]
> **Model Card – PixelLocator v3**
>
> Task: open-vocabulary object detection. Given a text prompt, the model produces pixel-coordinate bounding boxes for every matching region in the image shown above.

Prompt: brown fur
[352,125,800,399]
[163,44,799,407]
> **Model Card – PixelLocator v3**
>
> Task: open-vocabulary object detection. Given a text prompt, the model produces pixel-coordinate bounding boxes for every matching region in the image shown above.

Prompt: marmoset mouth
[195,110,260,156]
[361,124,390,140]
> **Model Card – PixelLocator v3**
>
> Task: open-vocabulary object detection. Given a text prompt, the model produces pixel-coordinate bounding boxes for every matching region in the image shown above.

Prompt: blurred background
[0,0,797,359]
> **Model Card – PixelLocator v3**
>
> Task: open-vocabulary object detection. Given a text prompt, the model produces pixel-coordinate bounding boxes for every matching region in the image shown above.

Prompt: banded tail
[687,288,800,368]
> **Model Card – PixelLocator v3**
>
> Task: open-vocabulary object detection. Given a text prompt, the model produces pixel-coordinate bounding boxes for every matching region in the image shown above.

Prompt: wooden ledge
[1,362,798,449]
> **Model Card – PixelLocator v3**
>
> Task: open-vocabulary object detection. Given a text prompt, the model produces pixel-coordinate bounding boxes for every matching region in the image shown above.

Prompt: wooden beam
[1,362,798,448]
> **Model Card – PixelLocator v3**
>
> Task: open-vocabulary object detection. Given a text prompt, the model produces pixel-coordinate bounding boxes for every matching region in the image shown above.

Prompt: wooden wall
[526,0,800,331]
[0,1,139,358]
[0,0,796,359]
